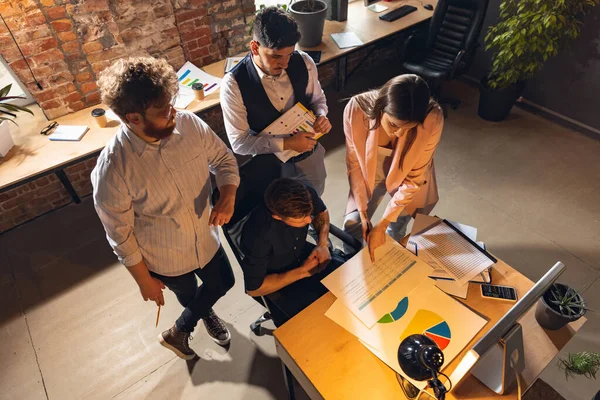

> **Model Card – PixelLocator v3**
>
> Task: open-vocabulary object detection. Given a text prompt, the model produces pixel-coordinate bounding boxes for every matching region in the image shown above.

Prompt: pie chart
[400,309,452,350]
[377,297,409,323]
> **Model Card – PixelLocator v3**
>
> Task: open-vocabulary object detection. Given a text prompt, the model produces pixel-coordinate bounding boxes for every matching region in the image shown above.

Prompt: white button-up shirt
[220,50,328,156]
[91,111,240,277]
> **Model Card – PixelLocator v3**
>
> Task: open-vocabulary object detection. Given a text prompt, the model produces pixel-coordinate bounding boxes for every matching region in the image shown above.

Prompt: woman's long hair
[354,74,437,168]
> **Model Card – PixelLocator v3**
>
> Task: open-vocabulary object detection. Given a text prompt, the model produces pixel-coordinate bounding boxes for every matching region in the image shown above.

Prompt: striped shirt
[91,111,240,276]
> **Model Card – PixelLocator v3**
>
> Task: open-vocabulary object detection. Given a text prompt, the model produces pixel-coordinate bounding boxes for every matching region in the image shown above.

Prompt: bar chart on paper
[174,61,221,109]
[177,61,220,95]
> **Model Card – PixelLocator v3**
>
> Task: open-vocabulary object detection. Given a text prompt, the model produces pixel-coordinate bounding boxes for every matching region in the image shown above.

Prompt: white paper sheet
[174,61,221,109]
[321,235,431,328]
[412,222,494,286]
[325,280,487,389]
[435,280,469,299]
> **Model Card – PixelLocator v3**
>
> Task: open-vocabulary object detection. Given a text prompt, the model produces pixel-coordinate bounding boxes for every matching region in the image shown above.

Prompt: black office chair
[401,0,489,115]
[212,154,362,333]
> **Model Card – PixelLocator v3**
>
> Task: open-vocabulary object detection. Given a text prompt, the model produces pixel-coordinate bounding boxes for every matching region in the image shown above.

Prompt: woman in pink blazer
[343,74,444,260]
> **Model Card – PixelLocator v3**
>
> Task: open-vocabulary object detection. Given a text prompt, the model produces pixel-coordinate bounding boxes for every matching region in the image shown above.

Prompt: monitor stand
[470,323,525,394]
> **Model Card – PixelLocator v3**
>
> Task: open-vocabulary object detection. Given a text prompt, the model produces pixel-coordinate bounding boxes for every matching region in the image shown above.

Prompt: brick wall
[0,0,255,120]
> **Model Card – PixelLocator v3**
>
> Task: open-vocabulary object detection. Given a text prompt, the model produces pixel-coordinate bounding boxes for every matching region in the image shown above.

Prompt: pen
[155,305,161,328]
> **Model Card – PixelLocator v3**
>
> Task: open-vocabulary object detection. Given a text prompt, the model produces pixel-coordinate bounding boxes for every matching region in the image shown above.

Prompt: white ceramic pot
[0,120,14,157]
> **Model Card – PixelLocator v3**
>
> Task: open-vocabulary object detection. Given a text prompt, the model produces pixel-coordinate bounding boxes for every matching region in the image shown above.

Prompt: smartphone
[481,284,518,302]
[305,50,322,64]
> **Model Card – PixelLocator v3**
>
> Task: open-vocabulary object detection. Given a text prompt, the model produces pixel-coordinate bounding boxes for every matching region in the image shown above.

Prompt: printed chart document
[321,235,431,328]
[174,61,221,109]
[325,279,487,390]
[259,102,321,162]
[411,220,495,286]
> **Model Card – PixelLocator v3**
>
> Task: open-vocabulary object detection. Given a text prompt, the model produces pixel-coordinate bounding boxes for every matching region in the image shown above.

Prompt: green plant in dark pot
[534,283,588,330]
[478,0,599,121]
[289,0,328,48]
[558,351,600,380]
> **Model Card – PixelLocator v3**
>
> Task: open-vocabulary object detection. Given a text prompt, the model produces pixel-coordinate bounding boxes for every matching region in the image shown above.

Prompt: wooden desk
[0,0,435,195]
[273,258,585,399]
[0,61,227,194]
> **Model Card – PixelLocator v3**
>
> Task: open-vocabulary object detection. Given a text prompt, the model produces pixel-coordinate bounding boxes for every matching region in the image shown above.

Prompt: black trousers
[150,246,235,333]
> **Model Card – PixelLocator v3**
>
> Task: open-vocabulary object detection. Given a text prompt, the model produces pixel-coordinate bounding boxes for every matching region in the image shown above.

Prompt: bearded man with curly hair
[91,57,240,360]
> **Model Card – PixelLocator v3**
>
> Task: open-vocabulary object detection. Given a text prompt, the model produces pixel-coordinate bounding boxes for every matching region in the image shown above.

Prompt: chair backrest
[426,0,489,67]
[212,154,282,266]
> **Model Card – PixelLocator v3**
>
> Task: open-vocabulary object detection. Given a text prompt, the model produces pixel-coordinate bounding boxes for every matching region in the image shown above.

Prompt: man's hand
[313,116,332,135]
[209,184,237,226]
[298,254,321,278]
[139,276,165,306]
[367,225,387,263]
[284,132,317,153]
[310,244,331,265]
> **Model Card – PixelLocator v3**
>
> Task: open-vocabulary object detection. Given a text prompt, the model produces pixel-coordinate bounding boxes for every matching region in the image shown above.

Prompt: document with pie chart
[325,279,487,389]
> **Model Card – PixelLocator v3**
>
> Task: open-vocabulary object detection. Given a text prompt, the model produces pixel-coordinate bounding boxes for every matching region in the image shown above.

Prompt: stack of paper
[321,236,488,390]
[408,214,495,299]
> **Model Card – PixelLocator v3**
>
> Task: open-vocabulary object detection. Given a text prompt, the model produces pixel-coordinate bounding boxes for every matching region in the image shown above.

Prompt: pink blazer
[344,95,444,222]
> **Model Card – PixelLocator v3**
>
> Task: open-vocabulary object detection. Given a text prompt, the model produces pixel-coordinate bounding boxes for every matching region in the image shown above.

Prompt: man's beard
[145,118,176,140]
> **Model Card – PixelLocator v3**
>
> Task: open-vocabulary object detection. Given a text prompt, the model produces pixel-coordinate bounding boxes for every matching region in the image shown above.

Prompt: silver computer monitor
[449,261,566,394]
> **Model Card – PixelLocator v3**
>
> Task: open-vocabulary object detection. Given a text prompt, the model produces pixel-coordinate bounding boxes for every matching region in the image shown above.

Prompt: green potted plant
[288,0,328,48]
[534,283,588,330]
[478,0,599,121]
[557,351,600,400]
[0,83,33,157]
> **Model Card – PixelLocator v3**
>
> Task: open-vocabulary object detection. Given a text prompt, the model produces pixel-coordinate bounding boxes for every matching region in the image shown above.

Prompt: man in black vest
[220,6,331,196]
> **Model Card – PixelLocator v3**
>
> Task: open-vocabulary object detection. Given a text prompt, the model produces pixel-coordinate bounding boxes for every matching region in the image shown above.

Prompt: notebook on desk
[48,125,89,141]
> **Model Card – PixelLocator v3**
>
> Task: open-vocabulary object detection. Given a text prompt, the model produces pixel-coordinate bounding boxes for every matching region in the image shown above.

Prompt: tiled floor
[1,68,599,400]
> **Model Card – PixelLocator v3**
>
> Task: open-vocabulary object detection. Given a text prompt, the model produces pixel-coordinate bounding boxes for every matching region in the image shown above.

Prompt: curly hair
[253,6,301,49]
[265,178,313,219]
[97,56,178,120]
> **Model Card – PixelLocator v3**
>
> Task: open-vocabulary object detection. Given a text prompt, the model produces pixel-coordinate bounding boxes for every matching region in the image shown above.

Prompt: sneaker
[203,309,231,346]
[158,325,196,360]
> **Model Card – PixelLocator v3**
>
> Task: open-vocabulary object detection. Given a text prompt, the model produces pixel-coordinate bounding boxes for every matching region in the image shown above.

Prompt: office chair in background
[401,0,489,116]
[212,154,362,334]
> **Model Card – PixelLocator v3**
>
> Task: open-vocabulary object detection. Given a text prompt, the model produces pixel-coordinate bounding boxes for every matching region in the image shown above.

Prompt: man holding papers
[240,178,342,324]
[220,6,331,195]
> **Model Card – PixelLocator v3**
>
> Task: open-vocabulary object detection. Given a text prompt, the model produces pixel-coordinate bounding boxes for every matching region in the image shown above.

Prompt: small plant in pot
[0,83,33,157]
[288,0,328,48]
[558,351,600,380]
[557,351,600,399]
[478,0,599,122]
[534,283,589,330]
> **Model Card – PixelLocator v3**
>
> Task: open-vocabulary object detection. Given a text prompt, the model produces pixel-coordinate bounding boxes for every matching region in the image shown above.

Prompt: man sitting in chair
[240,177,342,323]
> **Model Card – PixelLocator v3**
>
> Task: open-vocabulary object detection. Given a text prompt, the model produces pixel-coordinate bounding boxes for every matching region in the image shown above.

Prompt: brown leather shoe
[158,325,196,360]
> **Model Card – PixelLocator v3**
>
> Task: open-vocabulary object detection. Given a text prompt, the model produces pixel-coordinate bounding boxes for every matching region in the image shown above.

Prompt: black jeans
[265,250,345,326]
[150,246,235,333]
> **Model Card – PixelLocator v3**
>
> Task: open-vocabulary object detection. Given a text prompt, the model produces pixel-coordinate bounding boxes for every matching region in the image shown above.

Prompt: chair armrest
[329,224,363,254]
[450,49,467,78]
[403,32,428,62]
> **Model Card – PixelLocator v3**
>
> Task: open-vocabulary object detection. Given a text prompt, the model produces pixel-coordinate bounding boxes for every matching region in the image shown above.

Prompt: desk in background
[274,257,585,399]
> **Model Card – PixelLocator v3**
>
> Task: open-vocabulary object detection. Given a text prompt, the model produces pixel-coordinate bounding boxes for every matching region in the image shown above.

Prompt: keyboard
[379,5,418,22]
